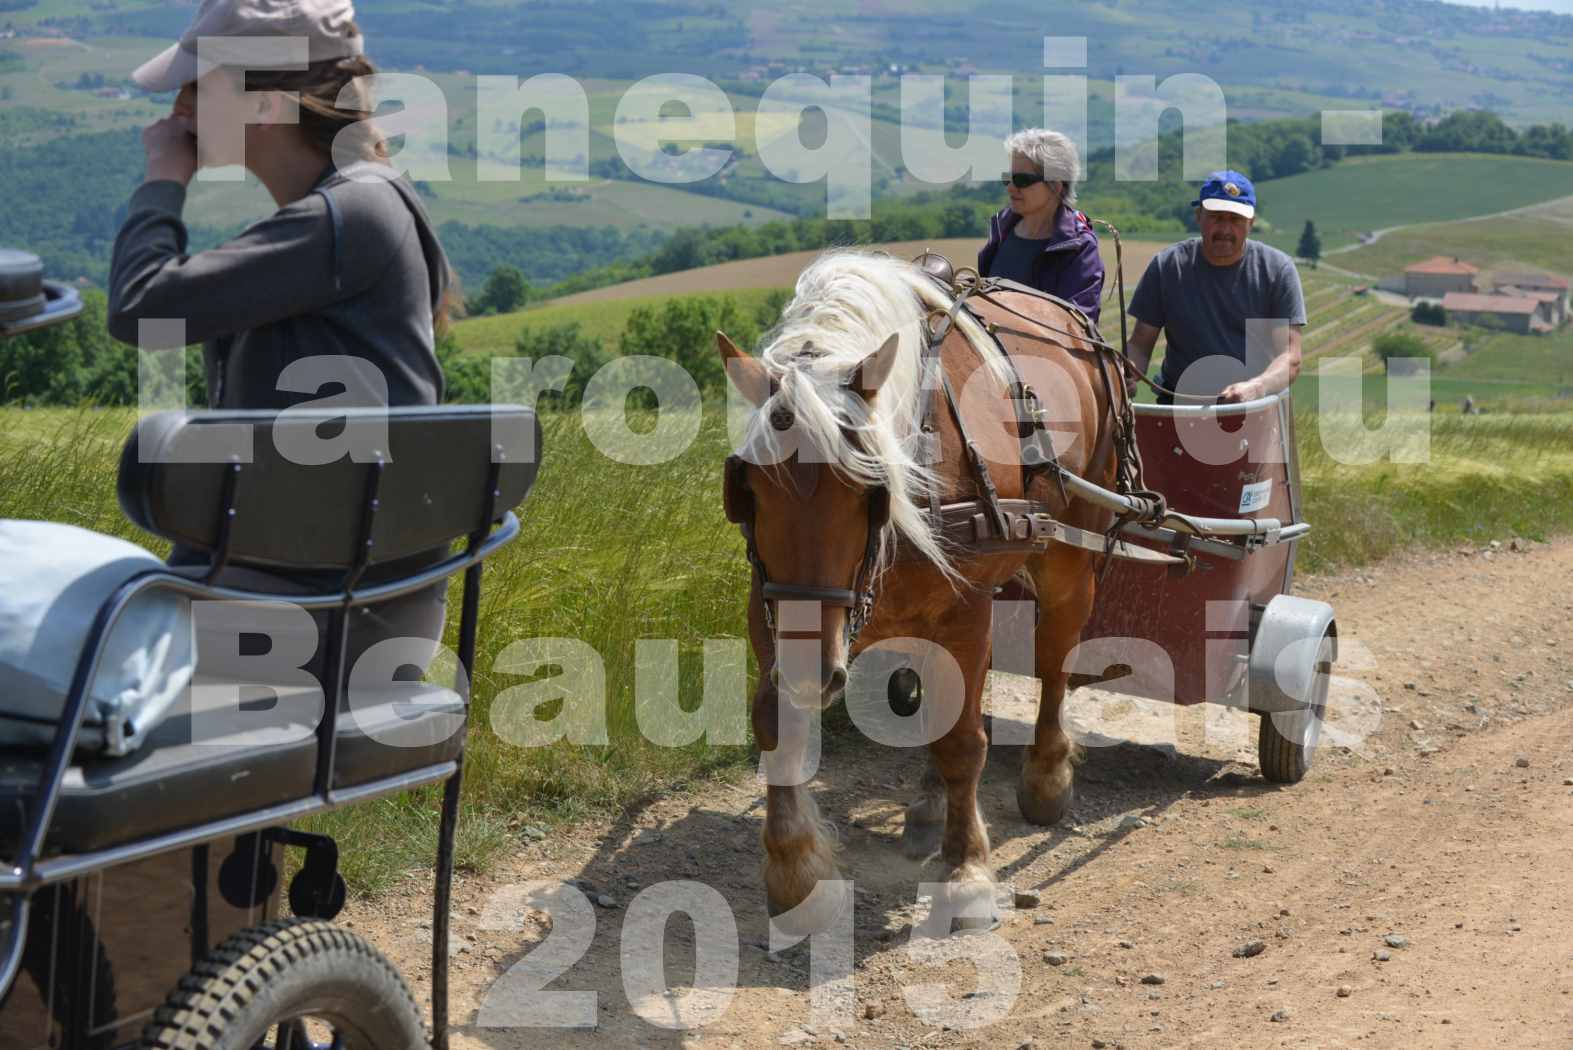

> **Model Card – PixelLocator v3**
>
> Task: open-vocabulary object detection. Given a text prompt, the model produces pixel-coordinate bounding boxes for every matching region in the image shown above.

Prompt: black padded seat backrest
[118,405,541,570]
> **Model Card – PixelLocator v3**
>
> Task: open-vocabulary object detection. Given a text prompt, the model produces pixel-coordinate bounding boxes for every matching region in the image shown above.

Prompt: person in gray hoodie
[108,1,451,410]
[109,0,457,693]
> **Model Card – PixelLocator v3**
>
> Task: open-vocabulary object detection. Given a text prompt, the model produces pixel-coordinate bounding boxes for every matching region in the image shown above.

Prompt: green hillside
[13,0,1573,124]
[1334,194,1573,278]
[453,288,786,356]
[1257,154,1573,253]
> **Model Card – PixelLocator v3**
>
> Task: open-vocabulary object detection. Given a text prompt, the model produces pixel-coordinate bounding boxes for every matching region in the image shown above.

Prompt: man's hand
[1217,377,1267,404]
[142,114,198,187]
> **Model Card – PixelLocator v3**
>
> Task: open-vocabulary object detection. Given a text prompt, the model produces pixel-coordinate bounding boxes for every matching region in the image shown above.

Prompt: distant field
[1443,327,1573,387]
[0,36,165,139]
[2,41,808,231]
[454,287,786,355]
[1255,154,1573,254]
[181,168,796,234]
[545,237,1168,306]
[547,238,983,306]
[451,236,1169,356]
[1334,194,1573,281]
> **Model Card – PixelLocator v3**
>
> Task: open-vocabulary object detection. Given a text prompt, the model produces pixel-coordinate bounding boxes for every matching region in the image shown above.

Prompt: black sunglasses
[1001,172,1049,189]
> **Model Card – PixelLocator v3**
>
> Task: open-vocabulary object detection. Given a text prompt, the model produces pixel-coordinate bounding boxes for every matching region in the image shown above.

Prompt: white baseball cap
[131,0,364,94]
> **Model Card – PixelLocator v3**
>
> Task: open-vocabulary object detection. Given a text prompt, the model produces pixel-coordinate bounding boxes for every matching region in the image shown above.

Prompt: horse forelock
[740,249,1014,581]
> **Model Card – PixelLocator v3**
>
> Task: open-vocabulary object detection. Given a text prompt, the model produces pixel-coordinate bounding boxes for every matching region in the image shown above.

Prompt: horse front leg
[1018,547,1097,826]
[747,572,846,935]
[922,603,997,934]
[754,679,848,934]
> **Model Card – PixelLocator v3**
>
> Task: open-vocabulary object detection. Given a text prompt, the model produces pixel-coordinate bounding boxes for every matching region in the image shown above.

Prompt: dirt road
[347,539,1573,1049]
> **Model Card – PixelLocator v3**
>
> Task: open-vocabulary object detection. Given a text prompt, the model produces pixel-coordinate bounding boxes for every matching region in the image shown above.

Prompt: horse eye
[769,406,795,432]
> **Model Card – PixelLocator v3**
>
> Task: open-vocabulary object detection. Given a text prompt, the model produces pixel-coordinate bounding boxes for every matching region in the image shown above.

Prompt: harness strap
[762,582,859,608]
[936,363,1011,540]
[889,499,1183,566]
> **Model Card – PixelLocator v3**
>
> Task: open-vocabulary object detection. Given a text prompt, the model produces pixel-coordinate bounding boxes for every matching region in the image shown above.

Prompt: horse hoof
[768,877,850,938]
[948,909,1001,936]
[1017,778,1074,827]
[918,868,997,938]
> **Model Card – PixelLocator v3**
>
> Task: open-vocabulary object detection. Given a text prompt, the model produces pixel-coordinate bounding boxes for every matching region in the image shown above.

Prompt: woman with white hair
[977,128,1105,324]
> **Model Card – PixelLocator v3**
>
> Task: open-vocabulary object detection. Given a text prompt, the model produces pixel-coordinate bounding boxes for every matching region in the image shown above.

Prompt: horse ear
[717,330,771,407]
[847,332,901,398]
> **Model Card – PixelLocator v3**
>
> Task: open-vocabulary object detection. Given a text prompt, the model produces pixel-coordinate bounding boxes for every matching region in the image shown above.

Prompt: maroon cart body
[1075,392,1335,780]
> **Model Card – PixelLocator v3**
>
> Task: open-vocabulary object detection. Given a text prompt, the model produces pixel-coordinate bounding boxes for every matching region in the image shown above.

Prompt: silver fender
[1247,594,1337,714]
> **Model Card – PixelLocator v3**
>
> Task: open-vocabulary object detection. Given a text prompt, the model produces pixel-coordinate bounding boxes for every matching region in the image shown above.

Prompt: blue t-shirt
[989,230,1050,287]
[1128,238,1306,395]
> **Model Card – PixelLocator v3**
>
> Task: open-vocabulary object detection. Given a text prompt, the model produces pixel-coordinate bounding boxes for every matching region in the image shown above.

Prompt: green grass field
[0,36,166,142]
[6,392,1573,892]
[0,406,758,892]
[453,287,787,355]
[8,0,1573,129]
[1257,153,1573,254]
[1334,194,1573,281]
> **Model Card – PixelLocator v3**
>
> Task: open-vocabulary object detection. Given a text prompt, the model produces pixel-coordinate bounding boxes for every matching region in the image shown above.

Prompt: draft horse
[718,250,1135,933]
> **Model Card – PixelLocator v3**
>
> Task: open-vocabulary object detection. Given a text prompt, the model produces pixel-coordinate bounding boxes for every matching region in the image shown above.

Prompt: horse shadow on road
[456,695,1279,1048]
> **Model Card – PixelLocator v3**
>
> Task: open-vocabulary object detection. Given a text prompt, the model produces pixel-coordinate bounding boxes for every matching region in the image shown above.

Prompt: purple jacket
[977,205,1105,324]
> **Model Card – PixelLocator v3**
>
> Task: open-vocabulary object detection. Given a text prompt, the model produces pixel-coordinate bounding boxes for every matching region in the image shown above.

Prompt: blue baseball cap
[1192,170,1256,219]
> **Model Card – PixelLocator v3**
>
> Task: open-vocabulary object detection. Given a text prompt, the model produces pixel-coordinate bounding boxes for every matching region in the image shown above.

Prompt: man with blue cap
[1125,170,1306,403]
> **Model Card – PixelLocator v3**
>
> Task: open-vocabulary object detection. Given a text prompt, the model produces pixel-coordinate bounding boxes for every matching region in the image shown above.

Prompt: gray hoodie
[109,162,449,409]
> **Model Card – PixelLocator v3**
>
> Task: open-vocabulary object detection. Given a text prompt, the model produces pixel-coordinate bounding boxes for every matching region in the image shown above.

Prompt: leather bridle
[721,258,1166,650]
[723,452,889,647]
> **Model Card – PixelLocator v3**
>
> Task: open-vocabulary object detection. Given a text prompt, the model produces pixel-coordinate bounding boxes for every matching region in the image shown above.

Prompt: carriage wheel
[137,918,427,1050]
[1256,630,1334,785]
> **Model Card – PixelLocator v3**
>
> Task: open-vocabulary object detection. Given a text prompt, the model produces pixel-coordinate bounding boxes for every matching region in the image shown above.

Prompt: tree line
[0,285,782,409]
[440,292,790,408]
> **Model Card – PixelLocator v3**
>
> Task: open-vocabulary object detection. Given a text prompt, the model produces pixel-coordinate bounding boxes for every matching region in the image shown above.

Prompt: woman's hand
[142,114,198,186]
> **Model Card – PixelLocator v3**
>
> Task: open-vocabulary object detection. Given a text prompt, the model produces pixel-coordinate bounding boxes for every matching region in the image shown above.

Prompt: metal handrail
[1131,387,1292,419]
[1,763,457,891]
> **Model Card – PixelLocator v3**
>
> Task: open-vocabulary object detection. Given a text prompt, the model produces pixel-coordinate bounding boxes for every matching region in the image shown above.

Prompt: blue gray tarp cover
[0,521,192,756]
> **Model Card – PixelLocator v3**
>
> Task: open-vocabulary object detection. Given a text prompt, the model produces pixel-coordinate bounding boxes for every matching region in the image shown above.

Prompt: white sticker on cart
[1239,480,1273,514]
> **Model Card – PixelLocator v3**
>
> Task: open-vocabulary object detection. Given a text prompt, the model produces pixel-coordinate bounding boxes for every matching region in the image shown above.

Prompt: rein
[724,252,1187,645]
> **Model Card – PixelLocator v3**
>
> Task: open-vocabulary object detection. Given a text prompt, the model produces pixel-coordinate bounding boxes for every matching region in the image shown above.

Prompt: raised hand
[141,113,199,187]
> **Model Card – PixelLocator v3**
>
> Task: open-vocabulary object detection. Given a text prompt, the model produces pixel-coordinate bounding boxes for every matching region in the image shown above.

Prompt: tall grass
[5,400,1573,891]
[0,406,758,891]
[1295,407,1573,570]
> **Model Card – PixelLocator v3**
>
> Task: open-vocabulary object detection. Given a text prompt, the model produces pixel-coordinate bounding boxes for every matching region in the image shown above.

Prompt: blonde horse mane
[741,249,1014,578]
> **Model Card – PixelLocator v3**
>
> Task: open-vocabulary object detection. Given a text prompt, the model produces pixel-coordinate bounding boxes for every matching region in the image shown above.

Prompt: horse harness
[723,260,1171,646]
[723,415,889,645]
[900,266,1169,566]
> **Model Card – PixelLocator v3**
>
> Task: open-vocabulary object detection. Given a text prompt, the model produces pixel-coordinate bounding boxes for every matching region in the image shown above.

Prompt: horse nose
[822,665,847,703]
[772,663,824,709]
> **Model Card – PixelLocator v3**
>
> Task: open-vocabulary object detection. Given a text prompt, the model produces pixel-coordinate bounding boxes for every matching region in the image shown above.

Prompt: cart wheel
[137,918,427,1050]
[1256,631,1334,784]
